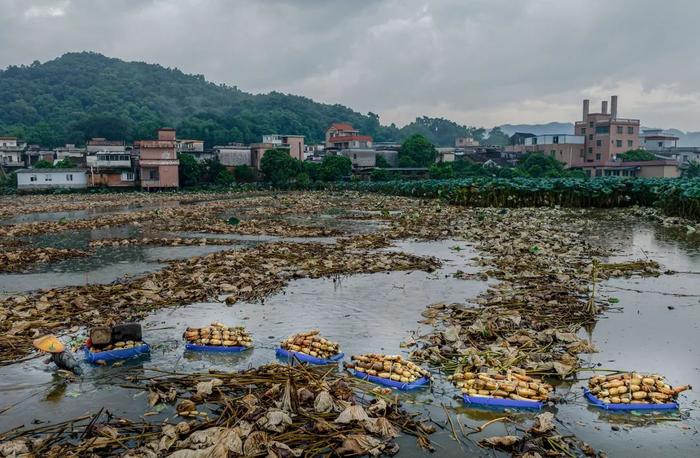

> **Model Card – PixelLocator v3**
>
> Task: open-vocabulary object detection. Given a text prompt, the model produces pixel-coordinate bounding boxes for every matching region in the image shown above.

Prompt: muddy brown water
[0,212,698,457]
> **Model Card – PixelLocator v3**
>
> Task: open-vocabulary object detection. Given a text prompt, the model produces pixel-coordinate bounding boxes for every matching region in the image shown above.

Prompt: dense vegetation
[337,177,700,219]
[618,149,657,162]
[0,52,483,148]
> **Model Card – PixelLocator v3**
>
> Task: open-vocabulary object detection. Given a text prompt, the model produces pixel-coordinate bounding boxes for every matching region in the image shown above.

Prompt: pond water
[0,212,698,457]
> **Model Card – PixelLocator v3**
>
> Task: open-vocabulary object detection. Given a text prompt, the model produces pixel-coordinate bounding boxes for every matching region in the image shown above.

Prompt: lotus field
[339,177,700,219]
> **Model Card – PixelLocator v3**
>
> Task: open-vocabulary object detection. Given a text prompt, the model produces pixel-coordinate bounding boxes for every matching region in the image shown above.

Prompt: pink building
[137,128,179,189]
[574,96,640,162]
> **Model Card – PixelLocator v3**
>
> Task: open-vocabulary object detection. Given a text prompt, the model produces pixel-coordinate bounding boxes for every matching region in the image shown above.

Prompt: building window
[628,126,634,134]
[658,141,663,147]
[121,171,135,181]
[617,126,623,134]
[596,140,602,147]
[616,140,622,147]
[589,121,594,128]
[148,169,159,180]
[353,154,357,160]
[588,147,593,154]
[595,169,602,176]
[66,174,73,181]
[628,140,633,147]
[580,149,585,158]
[588,134,593,140]
[552,136,559,144]
[595,153,601,160]
[44,175,52,182]
[30,175,37,182]
[532,137,538,145]
[595,125,610,134]
[581,128,586,134]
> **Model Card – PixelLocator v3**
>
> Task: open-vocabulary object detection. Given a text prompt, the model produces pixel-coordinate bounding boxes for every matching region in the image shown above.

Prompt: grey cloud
[1,0,699,130]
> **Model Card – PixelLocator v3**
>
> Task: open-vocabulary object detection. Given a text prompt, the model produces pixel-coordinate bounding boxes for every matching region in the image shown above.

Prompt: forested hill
[0,52,483,147]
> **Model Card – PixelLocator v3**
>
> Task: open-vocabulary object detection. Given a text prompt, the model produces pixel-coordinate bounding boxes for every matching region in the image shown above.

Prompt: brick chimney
[582,99,590,120]
[610,95,618,119]
[601,100,608,114]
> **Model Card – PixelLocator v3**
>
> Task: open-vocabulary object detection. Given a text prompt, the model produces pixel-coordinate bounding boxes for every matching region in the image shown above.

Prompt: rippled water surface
[0,209,698,457]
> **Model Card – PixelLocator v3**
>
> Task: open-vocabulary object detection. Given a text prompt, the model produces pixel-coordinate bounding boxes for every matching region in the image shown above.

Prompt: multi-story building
[214,144,253,170]
[136,128,179,189]
[455,137,479,148]
[0,136,26,168]
[507,134,585,167]
[86,138,126,154]
[574,96,640,162]
[86,150,136,188]
[262,134,305,161]
[325,123,372,149]
[54,144,87,166]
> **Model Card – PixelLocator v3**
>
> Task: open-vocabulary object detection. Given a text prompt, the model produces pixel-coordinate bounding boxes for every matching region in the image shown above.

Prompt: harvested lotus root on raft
[280,329,341,359]
[346,354,431,383]
[448,367,553,402]
[588,373,691,404]
[183,322,253,347]
[89,340,144,352]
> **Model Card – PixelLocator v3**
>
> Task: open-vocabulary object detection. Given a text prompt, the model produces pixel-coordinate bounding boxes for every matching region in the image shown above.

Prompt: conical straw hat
[32,335,65,353]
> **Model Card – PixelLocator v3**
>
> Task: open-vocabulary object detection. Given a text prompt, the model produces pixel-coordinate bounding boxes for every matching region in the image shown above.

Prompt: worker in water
[33,335,83,376]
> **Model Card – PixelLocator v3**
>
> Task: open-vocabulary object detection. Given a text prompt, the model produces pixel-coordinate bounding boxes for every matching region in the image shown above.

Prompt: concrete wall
[637,164,680,178]
[89,170,136,187]
[141,164,179,189]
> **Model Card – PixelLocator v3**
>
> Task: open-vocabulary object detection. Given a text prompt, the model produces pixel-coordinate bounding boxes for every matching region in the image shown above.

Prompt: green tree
[371,168,399,181]
[303,161,321,181]
[485,127,510,147]
[429,163,455,179]
[319,155,352,181]
[375,154,391,168]
[233,165,255,183]
[260,149,301,185]
[54,157,75,168]
[684,161,700,178]
[618,149,656,162]
[178,153,203,187]
[516,152,583,178]
[398,134,437,167]
[33,159,54,168]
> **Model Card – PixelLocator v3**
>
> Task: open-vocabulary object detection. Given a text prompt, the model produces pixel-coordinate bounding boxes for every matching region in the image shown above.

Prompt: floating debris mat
[84,341,150,364]
[346,354,431,390]
[183,322,253,352]
[450,369,553,409]
[276,329,344,365]
[585,373,691,411]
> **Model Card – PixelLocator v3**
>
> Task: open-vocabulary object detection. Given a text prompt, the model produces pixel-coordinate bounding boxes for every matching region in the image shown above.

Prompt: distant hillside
[0,52,481,147]
[498,122,574,137]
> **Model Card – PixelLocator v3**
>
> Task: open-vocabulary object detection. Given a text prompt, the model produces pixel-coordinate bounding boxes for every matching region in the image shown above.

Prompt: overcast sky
[2,0,699,130]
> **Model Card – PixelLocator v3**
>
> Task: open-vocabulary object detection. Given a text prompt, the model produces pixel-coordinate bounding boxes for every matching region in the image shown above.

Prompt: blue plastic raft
[583,388,679,411]
[83,343,150,364]
[185,343,250,353]
[349,369,430,391]
[275,347,344,365]
[463,394,543,410]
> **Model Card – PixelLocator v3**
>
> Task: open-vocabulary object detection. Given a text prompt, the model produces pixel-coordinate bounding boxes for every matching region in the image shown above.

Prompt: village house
[136,128,180,189]
[325,123,373,149]
[54,144,87,166]
[0,136,25,168]
[86,150,136,188]
[262,134,305,161]
[15,168,88,191]
[575,96,640,162]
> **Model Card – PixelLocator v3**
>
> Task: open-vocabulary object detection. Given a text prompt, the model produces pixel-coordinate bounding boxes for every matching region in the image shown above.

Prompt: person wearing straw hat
[33,335,83,376]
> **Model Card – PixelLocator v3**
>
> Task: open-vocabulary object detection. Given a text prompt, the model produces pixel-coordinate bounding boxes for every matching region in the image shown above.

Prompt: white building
[641,129,679,151]
[16,169,88,191]
[0,136,25,168]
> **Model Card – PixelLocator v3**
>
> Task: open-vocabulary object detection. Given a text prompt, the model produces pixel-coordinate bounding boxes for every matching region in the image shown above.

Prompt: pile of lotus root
[449,369,553,402]
[87,340,145,353]
[588,373,691,404]
[280,329,341,360]
[346,354,430,383]
[183,322,253,347]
